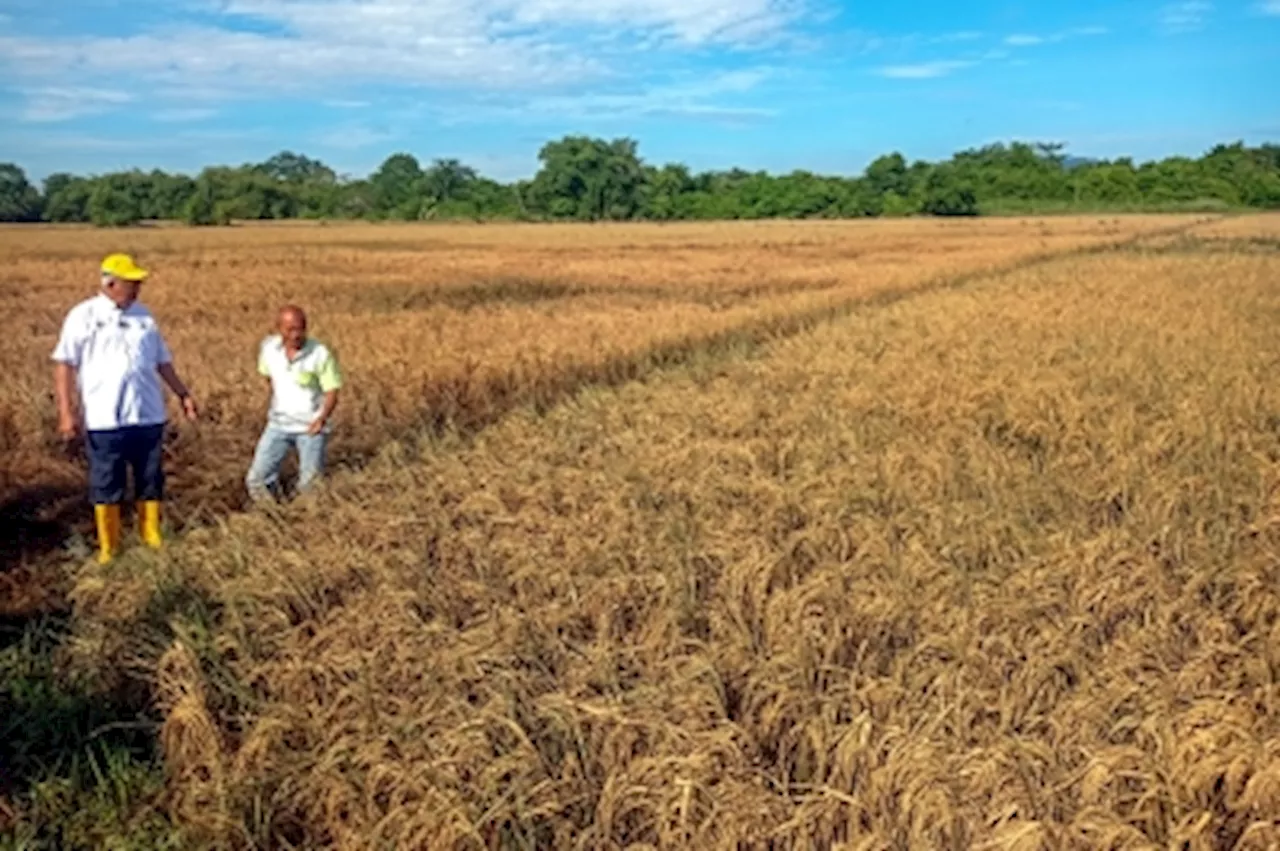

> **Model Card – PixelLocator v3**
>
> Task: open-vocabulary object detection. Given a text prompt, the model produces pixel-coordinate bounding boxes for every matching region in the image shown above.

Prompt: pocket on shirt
[294,370,320,389]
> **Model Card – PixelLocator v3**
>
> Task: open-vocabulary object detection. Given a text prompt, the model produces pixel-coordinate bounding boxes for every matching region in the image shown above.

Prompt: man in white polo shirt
[52,253,199,563]
[246,304,343,501]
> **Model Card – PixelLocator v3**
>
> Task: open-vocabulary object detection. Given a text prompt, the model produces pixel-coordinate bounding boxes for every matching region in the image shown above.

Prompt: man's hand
[158,364,197,422]
[310,389,339,438]
[53,362,80,444]
[57,411,81,443]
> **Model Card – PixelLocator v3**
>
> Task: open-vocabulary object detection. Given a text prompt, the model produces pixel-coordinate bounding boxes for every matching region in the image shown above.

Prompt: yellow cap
[100,253,149,282]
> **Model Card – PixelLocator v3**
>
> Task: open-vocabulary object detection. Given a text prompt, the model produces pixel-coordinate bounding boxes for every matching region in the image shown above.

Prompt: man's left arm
[308,390,340,436]
[307,349,343,436]
[155,331,198,422]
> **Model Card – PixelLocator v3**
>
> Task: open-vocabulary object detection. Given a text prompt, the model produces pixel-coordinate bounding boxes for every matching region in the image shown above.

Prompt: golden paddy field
[2,214,1279,849]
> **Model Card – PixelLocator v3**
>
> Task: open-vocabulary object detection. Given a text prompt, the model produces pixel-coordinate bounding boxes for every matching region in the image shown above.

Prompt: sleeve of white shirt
[51,308,86,366]
[257,339,271,377]
[156,327,174,365]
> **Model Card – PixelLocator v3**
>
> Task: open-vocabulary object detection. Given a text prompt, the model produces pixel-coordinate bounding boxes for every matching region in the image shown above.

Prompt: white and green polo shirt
[257,335,343,434]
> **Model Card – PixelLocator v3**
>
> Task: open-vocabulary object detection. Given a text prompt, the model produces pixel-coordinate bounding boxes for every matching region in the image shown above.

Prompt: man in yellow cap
[52,253,199,563]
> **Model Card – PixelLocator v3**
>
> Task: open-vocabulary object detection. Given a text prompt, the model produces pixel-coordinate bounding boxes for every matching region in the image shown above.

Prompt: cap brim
[104,267,149,281]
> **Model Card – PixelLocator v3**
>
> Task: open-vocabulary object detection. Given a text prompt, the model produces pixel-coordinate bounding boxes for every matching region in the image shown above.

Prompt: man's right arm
[51,309,84,440]
[54,362,79,440]
[257,342,274,415]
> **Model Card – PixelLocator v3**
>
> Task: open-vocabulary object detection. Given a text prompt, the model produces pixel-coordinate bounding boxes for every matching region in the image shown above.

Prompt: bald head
[277,304,308,351]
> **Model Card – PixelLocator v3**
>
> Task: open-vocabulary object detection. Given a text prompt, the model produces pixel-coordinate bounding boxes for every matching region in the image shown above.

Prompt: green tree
[838,178,884,217]
[87,176,145,227]
[949,141,1071,207]
[644,163,694,220]
[335,180,378,220]
[921,166,979,216]
[370,153,424,219]
[1071,160,1140,205]
[530,136,646,221]
[193,166,299,220]
[41,173,77,212]
[1202,142,1280,208]
[43,175,92,222]
[5,136,1280,226]
[257,151,337,184]
[0,163,42,222]
[864,153,911,198]
[145,171,197,219]
[182,175,229,226]
[422,159,478,205]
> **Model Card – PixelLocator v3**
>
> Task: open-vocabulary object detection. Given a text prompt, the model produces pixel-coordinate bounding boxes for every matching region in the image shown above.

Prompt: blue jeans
[246,426,329,499]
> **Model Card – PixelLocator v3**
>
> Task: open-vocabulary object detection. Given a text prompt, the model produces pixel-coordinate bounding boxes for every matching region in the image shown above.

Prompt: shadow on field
[0,485,86,570]
[0,614,157,774]
[0,611,165,843]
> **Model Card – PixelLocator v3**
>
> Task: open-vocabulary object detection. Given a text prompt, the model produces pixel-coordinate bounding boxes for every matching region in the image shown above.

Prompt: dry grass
[1186,215,1280,240]
[55,216,1280,848]
[1,216,1196,576]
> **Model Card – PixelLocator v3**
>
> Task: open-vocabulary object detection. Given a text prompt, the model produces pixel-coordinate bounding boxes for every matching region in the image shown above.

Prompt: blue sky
[0,0,1276,182]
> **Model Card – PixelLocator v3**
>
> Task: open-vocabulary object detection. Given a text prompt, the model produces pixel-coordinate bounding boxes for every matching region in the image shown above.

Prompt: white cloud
[0,0,809,119]
[315,124,398,150]
[1160,1,1213,32]
[5,133,158,152]
[875,60,973,79]
[0,0,808,137]
[484,0,804,44]
[17,86,133,122]
[1257,0,1280,14]
[445,68,776,124]
[1,0,787,130]
[3,27,586,94]
[869,22,1107,82]
[1003,27,1107,47]
[153,107,218,122]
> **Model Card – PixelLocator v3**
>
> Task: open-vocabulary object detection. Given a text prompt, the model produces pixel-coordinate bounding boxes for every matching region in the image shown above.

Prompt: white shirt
[52,294,173,432]
[257,335,343,434]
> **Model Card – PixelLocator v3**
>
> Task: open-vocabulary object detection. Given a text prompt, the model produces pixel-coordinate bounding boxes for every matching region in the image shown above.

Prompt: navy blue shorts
[86,424,165,505]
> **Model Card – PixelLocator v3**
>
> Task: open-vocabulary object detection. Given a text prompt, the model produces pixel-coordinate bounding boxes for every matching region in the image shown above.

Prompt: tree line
[2,137,1278,226]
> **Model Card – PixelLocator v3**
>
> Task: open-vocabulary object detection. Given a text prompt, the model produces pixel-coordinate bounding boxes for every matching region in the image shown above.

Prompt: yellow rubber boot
[139,501,163,549]
[95,504,122,564]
